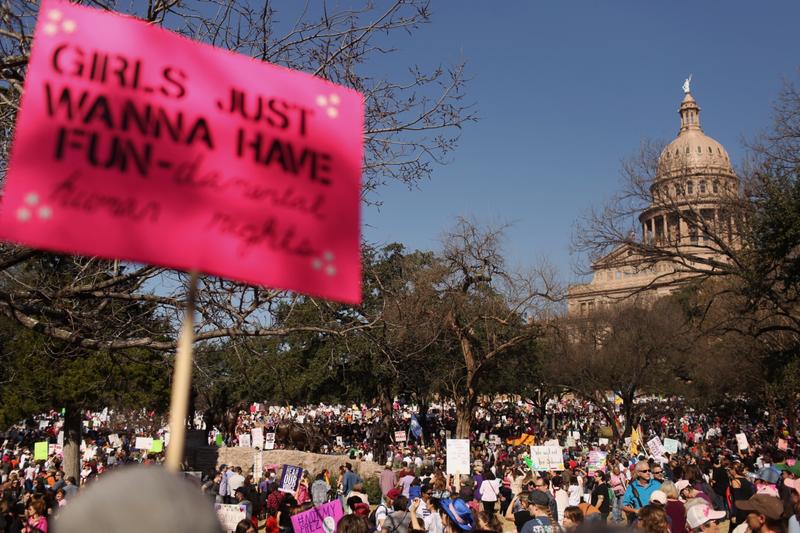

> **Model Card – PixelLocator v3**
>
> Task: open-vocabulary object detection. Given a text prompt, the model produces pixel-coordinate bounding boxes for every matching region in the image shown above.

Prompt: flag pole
[165,270,199,472]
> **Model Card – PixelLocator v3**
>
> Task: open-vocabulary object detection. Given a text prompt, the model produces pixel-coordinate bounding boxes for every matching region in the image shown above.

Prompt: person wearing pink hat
[686,502,726,533]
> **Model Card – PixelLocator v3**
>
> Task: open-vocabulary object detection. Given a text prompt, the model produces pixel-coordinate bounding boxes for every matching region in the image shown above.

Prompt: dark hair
[564,506,584,524]
[235,519,256,533]
[393,495,409,511]
[347,496,363,509]
[483,471,496,481]
[336,514,370,533]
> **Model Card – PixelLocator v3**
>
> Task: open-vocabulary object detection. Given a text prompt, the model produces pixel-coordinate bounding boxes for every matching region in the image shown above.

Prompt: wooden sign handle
[165,271,199,472]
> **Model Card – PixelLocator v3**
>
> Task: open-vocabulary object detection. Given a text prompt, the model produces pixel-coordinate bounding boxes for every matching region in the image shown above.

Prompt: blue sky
[360,1,800,284]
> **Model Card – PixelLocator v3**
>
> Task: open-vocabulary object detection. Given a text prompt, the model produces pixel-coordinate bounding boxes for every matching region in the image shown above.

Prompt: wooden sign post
[165,272,198,472]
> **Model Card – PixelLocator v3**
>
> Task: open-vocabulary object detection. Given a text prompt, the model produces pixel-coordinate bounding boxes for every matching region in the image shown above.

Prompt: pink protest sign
[291,500,344,533]
[0,0,363,303]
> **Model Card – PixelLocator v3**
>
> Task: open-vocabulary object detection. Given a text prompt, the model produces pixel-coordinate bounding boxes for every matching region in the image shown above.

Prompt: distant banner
[529,445,565,471]
[506,433,536,447]
[587,450,607,472]
[279,464,303,493]
[134,437,153,450]
[251,427,264,449]
[736,433,749,451]
[291,499,344,533]
[446,439,470,475]
[663,438,680,455]
[215,503,247,532]
[647,436,665,458]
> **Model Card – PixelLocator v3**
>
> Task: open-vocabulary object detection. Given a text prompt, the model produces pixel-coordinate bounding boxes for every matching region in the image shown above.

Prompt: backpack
[383,511,410,533]
[368,504,387,530]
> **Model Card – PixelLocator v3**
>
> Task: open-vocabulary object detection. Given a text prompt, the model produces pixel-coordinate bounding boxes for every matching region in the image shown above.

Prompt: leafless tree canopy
[0,0,476,350]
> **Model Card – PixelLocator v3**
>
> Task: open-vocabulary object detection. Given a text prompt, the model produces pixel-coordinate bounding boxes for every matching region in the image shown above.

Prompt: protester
[736,494,786,533]
[384,494,411,533]
[562,506,583,533]
[337,514,370,533]
[623,462,661,523]
[637,504,670,533]
[685,501,726,533]
[519,491,555,533]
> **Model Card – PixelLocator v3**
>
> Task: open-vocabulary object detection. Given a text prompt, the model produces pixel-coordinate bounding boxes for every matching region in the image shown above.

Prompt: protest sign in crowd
[1,395,799,533]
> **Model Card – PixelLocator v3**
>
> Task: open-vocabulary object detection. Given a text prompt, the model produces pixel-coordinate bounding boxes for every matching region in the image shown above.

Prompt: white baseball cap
[686,503,726,529]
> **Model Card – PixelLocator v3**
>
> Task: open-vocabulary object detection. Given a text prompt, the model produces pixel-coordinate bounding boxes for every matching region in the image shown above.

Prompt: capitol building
[567,82,740,317]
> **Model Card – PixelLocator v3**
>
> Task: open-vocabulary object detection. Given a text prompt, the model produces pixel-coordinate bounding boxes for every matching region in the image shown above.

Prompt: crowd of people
[0,397,798,532]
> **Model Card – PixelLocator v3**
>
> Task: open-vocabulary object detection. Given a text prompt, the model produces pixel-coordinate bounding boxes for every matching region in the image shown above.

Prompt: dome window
[713,181,719,193]
[697,146,702,154]
[708,146,713,153]
[687,181,694,194]
[717,148,721,154]
[685,146,690,154]
[699,181,707,193]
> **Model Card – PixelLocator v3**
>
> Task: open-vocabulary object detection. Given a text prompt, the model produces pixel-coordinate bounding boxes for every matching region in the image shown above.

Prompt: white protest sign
[251,427,264,449]
[736,433,749,451]
[38,420,49,430]
[529,445,565,471]
[598,438,609,446]
[264,433,276,450]
[663,438,680,455]
[544,439,560,447]
[394,431,407,443]
[57,431,64,447]
[134,437,153,450]
[647,436,665,458]
[446,439,470,475]
[215,503,247,532]
[238,434,251,448]
[336,436,344,447]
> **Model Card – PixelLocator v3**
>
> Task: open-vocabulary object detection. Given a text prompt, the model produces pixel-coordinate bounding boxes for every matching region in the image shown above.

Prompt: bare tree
[437,218,559,437]
[0,0,475,480]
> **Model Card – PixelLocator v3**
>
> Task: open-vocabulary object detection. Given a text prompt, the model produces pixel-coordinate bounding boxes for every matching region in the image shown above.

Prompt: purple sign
[291,500,344,533]
[279,464,303,493]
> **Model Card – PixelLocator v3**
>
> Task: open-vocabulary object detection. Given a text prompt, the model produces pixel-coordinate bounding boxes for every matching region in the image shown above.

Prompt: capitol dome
[656,92,734,180]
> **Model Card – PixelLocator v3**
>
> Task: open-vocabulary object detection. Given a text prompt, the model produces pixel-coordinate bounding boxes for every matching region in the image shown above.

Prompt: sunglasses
[653,471,663,475]
[638,469,650,473]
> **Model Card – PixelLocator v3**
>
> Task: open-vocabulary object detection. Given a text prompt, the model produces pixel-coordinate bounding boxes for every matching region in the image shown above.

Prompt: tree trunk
[62,407,81,483]
[454,385,476,439]
[455,405,472,439]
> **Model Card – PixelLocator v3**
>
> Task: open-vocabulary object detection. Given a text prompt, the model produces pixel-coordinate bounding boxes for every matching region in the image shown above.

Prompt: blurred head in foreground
[56,467,222,533]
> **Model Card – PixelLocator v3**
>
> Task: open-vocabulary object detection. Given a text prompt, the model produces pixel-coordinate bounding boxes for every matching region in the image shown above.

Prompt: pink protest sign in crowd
[2,396,799,533]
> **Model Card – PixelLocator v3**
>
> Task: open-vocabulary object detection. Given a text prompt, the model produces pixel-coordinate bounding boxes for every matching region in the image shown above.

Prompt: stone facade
[568,88,739,317]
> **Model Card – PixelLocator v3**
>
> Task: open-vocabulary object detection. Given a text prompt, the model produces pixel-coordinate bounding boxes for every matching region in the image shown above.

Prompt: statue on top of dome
[682,74,692,94]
